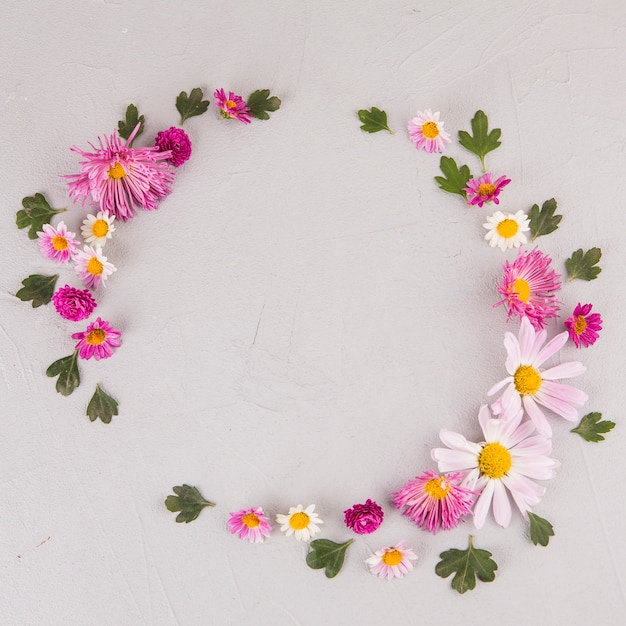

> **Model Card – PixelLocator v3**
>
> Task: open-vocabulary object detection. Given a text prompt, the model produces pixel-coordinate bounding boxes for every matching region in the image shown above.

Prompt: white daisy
[81,211,116,247]
[483,210,530,251]
[275,504,323,542]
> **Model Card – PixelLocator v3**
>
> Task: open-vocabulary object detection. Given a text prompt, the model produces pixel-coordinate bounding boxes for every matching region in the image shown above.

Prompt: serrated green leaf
[357,107,393,134]
[16,193,66,239]
[571,412,616,442]
[435,536,497,594]
[246,89,281,120]
[529,198,562,241]
[15,274,58,308]
[86,384,119,424]
[117,104,145,143]
[306,538,354,578]
[176,88,210,125]
[46,351,80,397]
[528,513,554,546]
[434,156,472,197]
[566,247,602,281]
[458,110,501,171]
[165,484,216,523]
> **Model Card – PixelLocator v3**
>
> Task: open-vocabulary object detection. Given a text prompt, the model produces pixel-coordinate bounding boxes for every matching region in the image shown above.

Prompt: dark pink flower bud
[344,499,384,534]
[154,127,192,167]
[51,285,97,321]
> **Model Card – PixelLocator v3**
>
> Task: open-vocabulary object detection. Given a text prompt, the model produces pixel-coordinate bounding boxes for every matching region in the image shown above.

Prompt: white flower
[365,540,418,580]
[483,210,530,251]
[81,211,115,247]
[275,504,323,542]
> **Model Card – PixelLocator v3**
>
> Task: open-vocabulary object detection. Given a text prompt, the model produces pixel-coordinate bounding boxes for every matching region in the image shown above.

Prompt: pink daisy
[66,123,175,221]
[37,222,79,264]
[154,127,192,167]
[343,499,384,535]
[487,316,588,437]
[71,317,121,360]
[393,470,475,533]
[432,404,559,528]
[214,89,252,124]
[464,173,511,207]
[73,245,116,289]
[496,246,561,330]
[564,303,602,348]
[407,109,451,153]
[365,541,418,580]
[51,285,97,321]
[228,507,273,543]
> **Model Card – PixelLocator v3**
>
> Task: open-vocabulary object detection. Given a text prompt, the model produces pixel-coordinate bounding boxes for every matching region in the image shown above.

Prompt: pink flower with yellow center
[37,221,79,264]
[227,507,273,543]
[564,303,602,348]
[73,245,116,289]
[365,540,418,580]
[214,88,252,124]
[464,173,511,207]
[407,109,451,153]
[71,317,121,360]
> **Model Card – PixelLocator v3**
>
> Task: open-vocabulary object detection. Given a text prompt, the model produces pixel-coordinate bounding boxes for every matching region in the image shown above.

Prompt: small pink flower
[73,245,116,290]
[71,317,121,360]
[564,303,602,348]
[464,173,511,207]
[228,507,272,543]
[214,88,252,124]
[365,541,418,580]
[154,127,192,167]
[37,222,79,264]
[51,285,97,321]
[343,499,384,534]
[407,110,451,153]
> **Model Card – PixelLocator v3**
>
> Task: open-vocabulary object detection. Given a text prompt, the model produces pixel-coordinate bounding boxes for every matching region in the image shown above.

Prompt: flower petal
[492,480,512,528]
[541,361,586,380]
[523,395,552,438]
[533,331,569,367]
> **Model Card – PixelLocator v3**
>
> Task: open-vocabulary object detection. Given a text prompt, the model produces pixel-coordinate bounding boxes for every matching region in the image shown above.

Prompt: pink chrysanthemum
[37,222,79,264]
[343,499,384,535]
[564,303,602,348]
[487,316,588,437]
[464,173,511,207]
[154,127,192,167]
[496,246,561,329]
[66,124,174,221]
[73,245,116,289]
[51,285,97,321]
[365,541,418,580]
[214,88,252,124]
[71,317,121,360]
[227,507,272,543]
[407,109,451,153]
[393,470,475,533]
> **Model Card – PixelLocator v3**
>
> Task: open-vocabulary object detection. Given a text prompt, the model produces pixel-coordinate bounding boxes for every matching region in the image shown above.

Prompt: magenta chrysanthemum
[464,173,511,207]
[343,499,384,534]
[564,303,602,348]
[51,285,97,321]
[407,109,451,153]
[496,246,561,329]
[154,127,192,167]
[65,124,175,221]
[71,317,121,360]
[393,470,475,533]
[227,507,273,543]
[37,222,79,264]
[214,88,252,124]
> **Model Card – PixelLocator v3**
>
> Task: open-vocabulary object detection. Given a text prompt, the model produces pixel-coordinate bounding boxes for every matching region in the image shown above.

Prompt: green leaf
[565,247,602,281]
[528,513,555,546]
[357,107,393,134]
[117,104,145,143]
[16,193,66,239]
[458,110,501,171]
[246,89,281,120]
[86,384,119,424]
[434,156,472,197]
[165,485,216,523]
[15,274,58,308]
[306,538,354,578]
[176,87,210,125]
[46,351,80,397]
[571,412,616,442]
[435,536,497,594]
[529,198,562,241]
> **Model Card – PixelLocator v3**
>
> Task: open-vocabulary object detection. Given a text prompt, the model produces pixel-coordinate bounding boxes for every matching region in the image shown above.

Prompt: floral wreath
[14,91,614,593]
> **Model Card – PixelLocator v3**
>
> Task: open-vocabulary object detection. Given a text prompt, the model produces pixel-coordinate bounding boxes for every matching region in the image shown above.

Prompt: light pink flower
[227,507,272,543]
[73,245,116,289]
[154,127,192,167]
[564,303,602,348]
[71,317,121,360]
[407,110,451,153]
[464,173,510,207]
[51,285,97,321]
[365,540,418,580]
[214,89,252,124]
[343,499,384,534]
[37,222,79,263]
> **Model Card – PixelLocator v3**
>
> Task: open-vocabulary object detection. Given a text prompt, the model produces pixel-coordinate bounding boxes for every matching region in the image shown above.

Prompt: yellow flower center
[421,121,439,139]
[225,99,237,110]
[107,162,126,179]
[86,329,106,345]
[573,315,587,335]
[289,511,310,530]
[512,277,531,303]
[51,235,69,251]
[496,219,519,239]
[241,513,260,528]
[514,364,542,395]
[424,477,450,500]
[478,442,512,479]
[381,549,403,567]
[477,183,496,196]
[87,257,104,275]
[92,219,109,238]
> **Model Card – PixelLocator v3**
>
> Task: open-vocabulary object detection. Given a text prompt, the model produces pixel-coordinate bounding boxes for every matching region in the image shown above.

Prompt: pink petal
[487,377,513,396]
[533,331,569,367]
[522,396,552,438]
[541,380,588,406]
[518,316,537,361]
[501,472,545,514]
[473,480,494,529]
[541,361,586,380]
[432,448,477,472]
[492,480,512,528]
[504,333,521,373]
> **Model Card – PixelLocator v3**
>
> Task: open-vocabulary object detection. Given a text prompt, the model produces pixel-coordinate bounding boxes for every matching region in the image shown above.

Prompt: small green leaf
[46,351,80,397]
[435,536,497,594]
[246,89,281,120]
[16,193,66,239]
[528,513,554,546]
[458,110,501,171]
[434,156,472,197]
[15,274,58,308]
[571,412,616,442]
[306,538,354,578]
[529,198,563,241]
[357,107,393,134]
[165,485,216,523]
[86,384,119,424]
[117,104,145,143]
[566,247,602,281]
[176,88,210,125]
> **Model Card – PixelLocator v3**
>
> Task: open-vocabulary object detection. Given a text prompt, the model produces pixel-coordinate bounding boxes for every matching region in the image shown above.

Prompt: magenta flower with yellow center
[71,317,121,360]
[564,303,602,348]
[37,221,79,264]
[365,540,418,580]
[464,173,510,207]
[407,109,451,153]
[214,88,252,124]
[228,507,272,543]
[74,245,116,289]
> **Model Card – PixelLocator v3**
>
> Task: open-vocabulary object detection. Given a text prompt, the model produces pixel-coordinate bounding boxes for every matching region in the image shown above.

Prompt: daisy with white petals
[365,540,418,580]
[81,211,116,247]
[483,210,530,251]
[74,245,117,289]
[275,504,323,542]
